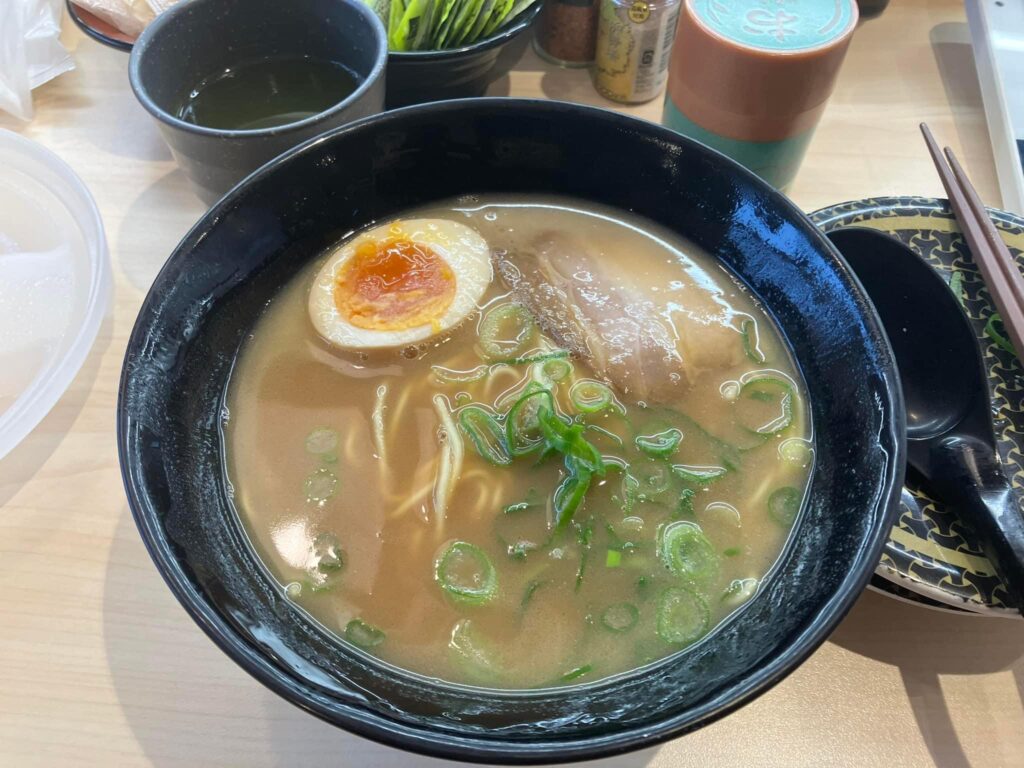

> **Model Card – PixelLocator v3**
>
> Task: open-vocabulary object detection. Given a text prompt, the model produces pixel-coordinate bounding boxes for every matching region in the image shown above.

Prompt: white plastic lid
[0,130,111,460]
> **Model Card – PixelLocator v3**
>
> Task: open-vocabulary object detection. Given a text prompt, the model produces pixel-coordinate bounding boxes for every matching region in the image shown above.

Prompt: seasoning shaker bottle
[593,0,682,104]
[663,0,858,189]
[534,0,600,68]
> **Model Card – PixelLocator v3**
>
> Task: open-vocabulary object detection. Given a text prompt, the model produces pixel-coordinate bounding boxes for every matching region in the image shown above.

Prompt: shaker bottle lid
[668,0,859,142]
[0,130,111,460]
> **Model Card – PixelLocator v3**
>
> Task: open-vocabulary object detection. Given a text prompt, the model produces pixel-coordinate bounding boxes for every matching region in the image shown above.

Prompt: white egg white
[308,218,493,350]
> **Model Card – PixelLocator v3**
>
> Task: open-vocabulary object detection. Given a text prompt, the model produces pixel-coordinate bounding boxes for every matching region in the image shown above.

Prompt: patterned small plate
[811,196,1022,618]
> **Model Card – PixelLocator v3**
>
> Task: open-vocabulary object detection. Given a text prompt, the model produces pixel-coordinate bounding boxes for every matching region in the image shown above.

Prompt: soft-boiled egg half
[309,218,493,350]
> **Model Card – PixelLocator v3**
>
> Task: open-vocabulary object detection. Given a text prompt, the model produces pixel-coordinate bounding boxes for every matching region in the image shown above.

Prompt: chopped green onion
[631,460,673,499]
[539,409,605,475]
[741,318,766,364]
[948,270,964,308]
[605,549,622,568]
[554,459,593,530]
[493,350,570,366]
[558,664,593,683]
[506,387,554,456]
[586,424,624,447]
[601,602,639,632]
[569,379,615,413]
[521,579,547,610]
[448,619,500,684]
[676,487,696,517]
[304,467,338,503]
[985,314,1017,356]
[656,586,710,646]
[432,364,489,384]
[723,546,741,557]
[534,357,573,386]
[305,427,338,455]
[768,486,801,526]
[504,501,532,514]
[635,428,683,458]
[345,619,385,649]
[284,581,302,599]
[478,302,534,360]
[312,532,344,573]
[659,521,720,587]
[736,376,794,436]
[435,541,498,605]
[672,465,728,486]
[459,406,512,465]
[505,540,537,561]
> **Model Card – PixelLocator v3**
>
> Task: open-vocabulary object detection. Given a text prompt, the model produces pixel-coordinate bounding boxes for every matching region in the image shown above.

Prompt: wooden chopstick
[920,122,1024,356]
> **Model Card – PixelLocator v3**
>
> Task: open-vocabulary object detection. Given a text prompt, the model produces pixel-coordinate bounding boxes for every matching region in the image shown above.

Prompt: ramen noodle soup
[225,196,813,688]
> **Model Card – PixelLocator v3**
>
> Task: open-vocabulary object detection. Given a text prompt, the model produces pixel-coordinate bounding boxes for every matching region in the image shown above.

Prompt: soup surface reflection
[225,196,813,688]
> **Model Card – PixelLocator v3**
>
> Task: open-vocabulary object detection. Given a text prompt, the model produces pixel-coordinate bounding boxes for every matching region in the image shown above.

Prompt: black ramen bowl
[385,4,541,109]
[118,99,905,763]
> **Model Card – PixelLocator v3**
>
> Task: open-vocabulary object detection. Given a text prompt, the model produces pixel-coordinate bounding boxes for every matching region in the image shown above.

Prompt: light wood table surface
[2,2,1022,766]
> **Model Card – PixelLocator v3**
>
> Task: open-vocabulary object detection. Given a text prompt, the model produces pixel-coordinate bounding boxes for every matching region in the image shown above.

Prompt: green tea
[177,55,360,131]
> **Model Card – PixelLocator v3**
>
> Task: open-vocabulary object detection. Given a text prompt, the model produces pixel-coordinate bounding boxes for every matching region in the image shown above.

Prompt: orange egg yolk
[333,237,457,331]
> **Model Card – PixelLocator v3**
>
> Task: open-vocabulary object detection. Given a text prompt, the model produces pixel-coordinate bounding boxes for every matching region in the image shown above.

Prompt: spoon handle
[931,436,1024,615]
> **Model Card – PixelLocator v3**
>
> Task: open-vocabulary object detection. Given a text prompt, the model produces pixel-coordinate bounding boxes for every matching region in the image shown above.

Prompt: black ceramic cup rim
[388,2,542,61]
[127,0,388,139]
[118,98,906,764]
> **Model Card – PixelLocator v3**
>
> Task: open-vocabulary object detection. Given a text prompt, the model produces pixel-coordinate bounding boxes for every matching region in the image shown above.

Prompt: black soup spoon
[828,226,1024,614]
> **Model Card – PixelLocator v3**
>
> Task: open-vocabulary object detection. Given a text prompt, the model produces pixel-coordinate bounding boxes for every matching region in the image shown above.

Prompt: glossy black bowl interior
[385,4,541,108]
[118,99,905,764]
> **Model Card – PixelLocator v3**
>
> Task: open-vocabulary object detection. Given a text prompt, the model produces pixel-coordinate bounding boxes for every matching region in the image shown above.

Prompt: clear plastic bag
[0,0,74,121]
[71,0,156,37]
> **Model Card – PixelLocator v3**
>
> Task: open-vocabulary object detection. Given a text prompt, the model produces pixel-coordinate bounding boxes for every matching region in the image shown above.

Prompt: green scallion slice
[345,619,385,649]
[659,521,720,587]
[601,602,639,632]
[735,376,794,436]
[459,405,512,465]
[478,302,534,360]
[435,541,498,605]
[506,387,554,456]
[305,427,339,455]
[656,586,710,645]
[768,486,801,526]
[635,428,683,458]
[569,379,615,414]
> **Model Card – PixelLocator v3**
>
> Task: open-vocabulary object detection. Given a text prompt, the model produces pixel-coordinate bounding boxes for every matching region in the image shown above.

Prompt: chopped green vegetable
[557,664,593,683]
[575,518,594,590]
[768,486,801,526]
[635,428,683,458]
[305,427,338,455]
[659,521,720,587]
[435,541,498,605]
[723,546,741,557]
[521,579,547,610]
[676,487,696,517]
[948,270,964,307]
[569,379,615,413]
[432,364,489,384]
[506,387,554,456]
[605,549,622,568]
[672,464,728,486]
[985,314,1017,356]
[448,619,501,684]
[554,459,593,530]
[535,357,572,386]
[345,619,385,649]
[736,376,794,437]
[656,586,710,645]
[304,467,338,503]
[601,602,639,632]
[722,578,758,608]
[459,405,512,465]
[478,302,534,360]
[505,540,537,561]
[741,318,766,364]
[313,532,344,573]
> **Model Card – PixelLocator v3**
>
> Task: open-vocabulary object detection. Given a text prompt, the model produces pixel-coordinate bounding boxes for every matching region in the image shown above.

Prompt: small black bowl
[128,0,387,204]
[118,99,905,763]
[385,4,542,108]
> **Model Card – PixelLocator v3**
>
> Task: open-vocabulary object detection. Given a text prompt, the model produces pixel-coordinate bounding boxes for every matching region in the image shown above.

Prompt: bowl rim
[387,2,543,61]
[118,97,906,763]
[126,0,388,139]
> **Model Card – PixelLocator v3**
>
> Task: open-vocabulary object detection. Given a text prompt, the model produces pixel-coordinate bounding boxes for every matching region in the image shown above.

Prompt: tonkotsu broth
[225,196,813,688]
